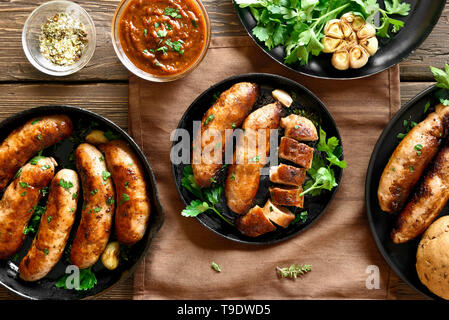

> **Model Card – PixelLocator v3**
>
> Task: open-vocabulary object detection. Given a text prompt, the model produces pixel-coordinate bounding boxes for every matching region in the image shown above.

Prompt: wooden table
[0,0,446,300]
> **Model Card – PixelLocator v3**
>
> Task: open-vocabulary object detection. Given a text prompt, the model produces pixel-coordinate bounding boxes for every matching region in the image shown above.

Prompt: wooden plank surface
[0,0,448,81]
[0,0,447,300]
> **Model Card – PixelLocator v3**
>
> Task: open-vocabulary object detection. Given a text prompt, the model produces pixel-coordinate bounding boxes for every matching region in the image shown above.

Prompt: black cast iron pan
[172,73,343,245]
[0,105,164,300]
[234,0,445,80]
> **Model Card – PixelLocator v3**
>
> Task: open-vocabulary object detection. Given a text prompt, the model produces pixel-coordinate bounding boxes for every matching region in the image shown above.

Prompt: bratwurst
[192,82,259,188]
[19,169,79,281]
[391,144,449,243]
[0,157,56,259]
[225,103,282,214]
[70,143,115,269]
[378,105,449,213]
[0,115,72,191]
[101,140,151,245]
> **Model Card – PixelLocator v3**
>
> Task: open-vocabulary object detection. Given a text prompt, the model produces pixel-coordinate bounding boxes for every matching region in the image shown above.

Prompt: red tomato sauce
[119,0,207,77]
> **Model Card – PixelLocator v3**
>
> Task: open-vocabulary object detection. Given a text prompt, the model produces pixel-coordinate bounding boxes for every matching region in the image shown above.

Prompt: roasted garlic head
[322,13,378,70]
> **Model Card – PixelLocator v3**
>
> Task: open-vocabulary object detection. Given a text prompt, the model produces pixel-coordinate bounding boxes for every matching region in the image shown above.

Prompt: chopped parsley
[164,7,182,18]
[119,193,130,206]
[59,179,73,191]
[157,29,168,38]
[94,207,102,213]
[90,189,98,195]
[47,216,52,223]
[31,119,42,125]
[19,181,29,188]
[414,144,423,156]
[204,114,214,126]
[192,19,198,28]
[20,191,26,197]
[249,155,260,163]
[106,196,115,205]
[30,156,45,165]
[102,171,111,181]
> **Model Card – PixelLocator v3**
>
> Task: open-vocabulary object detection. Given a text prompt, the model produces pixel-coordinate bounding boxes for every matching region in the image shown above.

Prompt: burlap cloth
[129,36,401,299]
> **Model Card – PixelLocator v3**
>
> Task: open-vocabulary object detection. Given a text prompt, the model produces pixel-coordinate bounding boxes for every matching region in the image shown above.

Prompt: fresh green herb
[90,189,98,195]
[72,192,78,200]
[30,155,45,165]
[157,29,168,38]
[19,181,29,188]
[69,208,75,212]
[164,7,182,18]
[106,196,115,205]
[230,173,236,181]
[424,101,431,114]
[59,179,73,191]
[15,167,23,179]
[155,61,163,67]
[317,127,347,169]
[37,134,42,140]
[24,205,46,235]
[397,118,418,140]
[99,156,104,162]
[192,19,198,28]
[231,123,236,129]
[409,166,414,172]
[39,186,49,197]
[292,211,308,225]
[41,164,51,170]
[47,216,52,223]
[301,166,337,197]
[102,171,111,181]
[276,264,312,279]
[211,262,222,272]
[414,144,423,156]
[143,49,149,54]
[20,191,26,197]
[156,46,168,54]
[94,207,102,213]
[125,182,129,188]
[249,155,260,163]
[235,0,410,66]
[55,267,97,291]
[103,130,121,141]
[163,22,173,30]
[119,193,130,206]
[154,22,160,28]
[210,177,217,183]
[181,168,234,226]
[144,29,148,37]
[43,248,49,256]
[204,114,215,126]
[31,119,42,125]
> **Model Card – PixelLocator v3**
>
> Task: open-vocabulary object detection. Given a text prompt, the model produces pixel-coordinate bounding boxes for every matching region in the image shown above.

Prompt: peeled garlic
[272,89,293,108]
[349,45,370,69]
[322,37,342,53]
[341,12,366,31]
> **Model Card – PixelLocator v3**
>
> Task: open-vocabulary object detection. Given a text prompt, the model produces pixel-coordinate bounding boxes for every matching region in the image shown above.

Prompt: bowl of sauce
[112,0,211,82]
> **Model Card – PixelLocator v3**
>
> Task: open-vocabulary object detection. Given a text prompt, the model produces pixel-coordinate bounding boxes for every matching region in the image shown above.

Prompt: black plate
[365,85,447,300]
[172,73,343,244]
[234,0,445,80]
[0,106,164,300]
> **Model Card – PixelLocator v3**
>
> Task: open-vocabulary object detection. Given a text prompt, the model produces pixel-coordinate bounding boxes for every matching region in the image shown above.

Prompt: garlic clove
[349,45,369,69]
[340,12,355,24]
[341,12,366,31]
[322,36,342,53]
[272,89,293,108]
[332,50,350,71]
[324,19,344,39]
[357,23,376,40]
[360,37,379,56]
[340,21,354,39]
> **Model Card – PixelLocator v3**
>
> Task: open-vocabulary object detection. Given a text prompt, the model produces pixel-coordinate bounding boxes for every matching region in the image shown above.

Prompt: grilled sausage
[101,140,150,245]
[225,103,282,214]
[270,186,304,208]
[391,145,449,243]
[192,82,259,188]
[378,105,449,214]
[262,199,295,228]
[280,114,318,142]
[0,157,56,260]
[269,164,306,186]
[70,143,115,269]
[0,115,72,191]
[19,169,79,281]
[235,206,276,237]
[278,137,314,169]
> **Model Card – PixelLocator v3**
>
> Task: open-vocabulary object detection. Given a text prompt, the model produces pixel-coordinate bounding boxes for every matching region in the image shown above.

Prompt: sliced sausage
[278,137,314,169]
[280,114,318,141]
[235,206,276,237]
[269,164,306,186]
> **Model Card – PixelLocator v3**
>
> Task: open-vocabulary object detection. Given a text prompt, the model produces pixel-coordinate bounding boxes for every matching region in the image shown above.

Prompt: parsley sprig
[235,0,410,66]
[276,264,312,279]
[181,165,234,226]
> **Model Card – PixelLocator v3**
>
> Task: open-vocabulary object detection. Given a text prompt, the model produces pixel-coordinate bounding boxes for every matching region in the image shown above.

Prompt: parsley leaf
[55,267,97,291]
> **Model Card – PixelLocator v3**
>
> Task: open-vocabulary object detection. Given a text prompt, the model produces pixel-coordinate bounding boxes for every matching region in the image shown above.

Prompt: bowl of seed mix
[22,1,96,76]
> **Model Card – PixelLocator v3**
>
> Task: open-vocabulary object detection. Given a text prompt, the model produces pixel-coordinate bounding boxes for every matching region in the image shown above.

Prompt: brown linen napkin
[129,36,401,299]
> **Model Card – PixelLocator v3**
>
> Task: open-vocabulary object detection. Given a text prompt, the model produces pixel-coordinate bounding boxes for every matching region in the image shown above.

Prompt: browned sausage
[0,115,72,191]
[280,114,318,141]
[70,143,115,269]
[378,105,449,213]
[225,103,282,214]
[270,186,304,208]
[192,82,259,188]
[19,169,79,281]
[269,164,306,186]
[0,157,56,259]
[278,137,314,169]
[391,144,449,243]
[235,206,276,237]
[101,140,151,246]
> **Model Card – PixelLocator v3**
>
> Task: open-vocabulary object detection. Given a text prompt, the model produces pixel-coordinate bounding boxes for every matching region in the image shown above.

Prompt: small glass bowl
[22,1,96,76]
[111,0,211,82]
